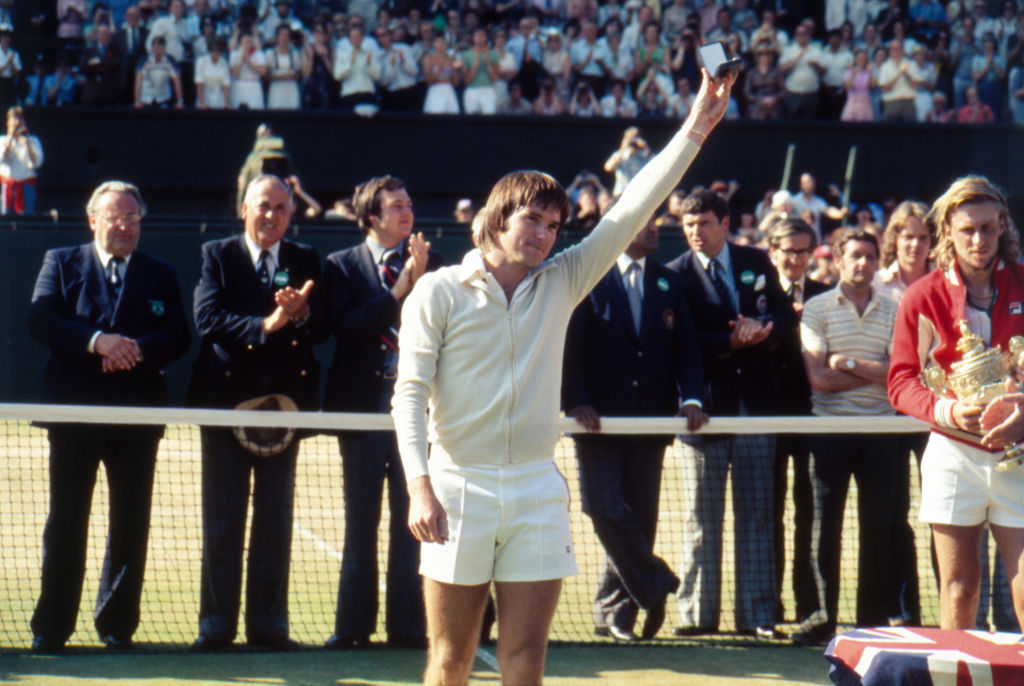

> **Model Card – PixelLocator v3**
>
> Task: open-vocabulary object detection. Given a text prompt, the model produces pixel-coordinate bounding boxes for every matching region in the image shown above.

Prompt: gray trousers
[677,434,777,631]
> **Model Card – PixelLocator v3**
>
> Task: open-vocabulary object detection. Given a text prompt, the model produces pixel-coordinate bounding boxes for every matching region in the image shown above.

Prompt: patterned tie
[790,282,802,305]
[625,261,642,334]
[380,249,404,289]
[108,256,125,301]
[708,258,735,314]
[257,250,272,297]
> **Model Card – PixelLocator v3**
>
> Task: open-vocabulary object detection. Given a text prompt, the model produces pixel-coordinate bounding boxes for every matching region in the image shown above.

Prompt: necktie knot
[707,258,735,313]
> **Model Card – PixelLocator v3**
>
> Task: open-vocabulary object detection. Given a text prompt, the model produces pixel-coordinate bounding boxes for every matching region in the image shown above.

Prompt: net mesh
[0,405,987,651]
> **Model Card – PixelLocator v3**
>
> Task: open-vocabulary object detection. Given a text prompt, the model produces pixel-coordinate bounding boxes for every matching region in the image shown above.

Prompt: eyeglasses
[96,213,142,225]
[776,248,811,257]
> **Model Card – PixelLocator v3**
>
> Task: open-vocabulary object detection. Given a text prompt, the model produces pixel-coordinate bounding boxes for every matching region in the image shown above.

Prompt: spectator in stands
[146,0,190,63]
[746,43,785,119]
[666,76,694,118]
[194,36,230,108]
[878,39,923,121]
[335,23,381,115]
[951,16,980,107]
[602,21,635,85]
[925,90,955,122]
[460,27,498,114]
[792,173,846,243]
[302,22,334,110]
[840,48,875,121]
[888,175,1024,632]
[958,83,995,122]
[376,23,419,111]
[562,214,704,642]
[819,30,853,119]
[322,176,440,650]
[1011,61,1024,123]
[79,24,123,105]
[506,15,544,98]
[541,29,571,96]
[57,0,89,38]
[259,0,303,45]
[0,27,19,110]
[491,28,519,106]
[636,68,668,118]
[264,24,302,109]
[134,35,183,108]
[498,79,532,113]
[604,126,649,196]
[115,5,149,103]
[668,189,791,640]
[972,35,1005,121]
[750,9,788,57]
[189,175,327,652]
[634,20,668,89]
[661,0,689,38]
[572,19,610,94]
[454,197,475,223]
[669,26,701,93]
[912,45,938,121]
[533,74,566,113]
[910,0,948,44]
[569,79,601,115]
[563,173,605,233]
[767,218,830,630]
[422,32,461,114]
[600,78,637,117]
[779,23,823,118]
[23,58,48,107]
[0,107,43,214]
[230,32,267,109]
[27,180,190,654]
[791,227,900,646]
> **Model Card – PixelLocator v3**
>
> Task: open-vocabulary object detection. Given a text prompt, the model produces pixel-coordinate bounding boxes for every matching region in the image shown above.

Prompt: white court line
[295,524,343,562]
[476,646,501,673]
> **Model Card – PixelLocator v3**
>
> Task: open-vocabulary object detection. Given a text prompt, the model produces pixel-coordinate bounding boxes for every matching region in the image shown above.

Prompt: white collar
[244,233,280,268]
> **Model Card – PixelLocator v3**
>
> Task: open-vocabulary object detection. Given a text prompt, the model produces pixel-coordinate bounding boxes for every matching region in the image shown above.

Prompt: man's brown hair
[352,175,407,233]
[477,171,570,252]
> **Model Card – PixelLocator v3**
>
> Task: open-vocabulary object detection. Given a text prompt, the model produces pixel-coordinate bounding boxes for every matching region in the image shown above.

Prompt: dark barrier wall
[24,107,1024,218]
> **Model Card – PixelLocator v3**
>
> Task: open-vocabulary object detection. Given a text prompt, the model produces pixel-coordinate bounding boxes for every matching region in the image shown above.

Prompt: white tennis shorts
[420,457,578,585]
[919,431,1024,527]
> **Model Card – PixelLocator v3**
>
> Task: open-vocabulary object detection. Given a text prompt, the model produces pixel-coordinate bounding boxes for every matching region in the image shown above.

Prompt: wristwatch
[845,358,856,371]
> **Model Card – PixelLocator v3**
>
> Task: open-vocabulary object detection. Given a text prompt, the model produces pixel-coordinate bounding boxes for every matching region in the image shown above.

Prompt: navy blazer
[776,277,832,416]
[28,243,190,407]
[562,258,704,442]
[666,244,794,417]
[322,240,445,412]
[189,234,328,410]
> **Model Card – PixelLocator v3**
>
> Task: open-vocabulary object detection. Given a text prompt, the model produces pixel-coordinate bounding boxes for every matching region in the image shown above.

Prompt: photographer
[603,125,649,195]
[568,80,601,115]
[0,107,43,215]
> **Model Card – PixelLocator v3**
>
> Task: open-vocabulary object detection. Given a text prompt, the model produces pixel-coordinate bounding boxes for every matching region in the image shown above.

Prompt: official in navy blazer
[27,181,190,653]
[666,189,793,638]
[188,175,328,652]
[322,176,443,648]
[563,217,705,642]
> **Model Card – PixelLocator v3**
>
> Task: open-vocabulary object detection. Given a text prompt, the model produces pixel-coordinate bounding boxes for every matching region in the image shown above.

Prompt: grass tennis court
[0,417,945,683]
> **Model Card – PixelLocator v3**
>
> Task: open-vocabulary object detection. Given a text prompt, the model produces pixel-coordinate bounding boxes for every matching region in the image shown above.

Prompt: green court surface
[0,644,833,685]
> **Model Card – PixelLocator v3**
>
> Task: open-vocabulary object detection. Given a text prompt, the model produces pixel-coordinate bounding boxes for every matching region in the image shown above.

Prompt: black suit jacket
[28,244,190,407]
[666,244,794,417]
[562,258,704,444]
[776,277,831,416]
[189,234,328,410]
[322,240,444,412]
[78,40,124,105]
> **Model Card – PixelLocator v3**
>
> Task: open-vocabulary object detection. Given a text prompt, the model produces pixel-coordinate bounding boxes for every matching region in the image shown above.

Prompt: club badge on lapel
[148,300,165,316]
[657,277,670,292]
[754,273,766,291]
[740,270,755,286]
[757,294,767,314]
[273,270,290,288]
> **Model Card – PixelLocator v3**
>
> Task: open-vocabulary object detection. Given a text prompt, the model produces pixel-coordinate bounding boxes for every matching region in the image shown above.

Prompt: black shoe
[386,635,427,649]
[190,635,231,653]
[672,625,714,637]
[641,601,666,640]
[789,618,833,646]
[101,635,134,652]
[248,635,300,651]
[324,634,371,650]
[608,625,639,642]
[31,635,64,654]
[594,626,611,638]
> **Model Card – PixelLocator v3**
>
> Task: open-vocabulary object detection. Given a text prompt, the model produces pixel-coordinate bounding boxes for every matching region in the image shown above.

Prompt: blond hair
[880,200,930,268]
[927,175,1019,270]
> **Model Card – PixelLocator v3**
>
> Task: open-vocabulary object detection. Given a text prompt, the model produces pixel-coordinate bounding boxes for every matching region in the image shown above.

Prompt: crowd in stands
[3,0,1024,121]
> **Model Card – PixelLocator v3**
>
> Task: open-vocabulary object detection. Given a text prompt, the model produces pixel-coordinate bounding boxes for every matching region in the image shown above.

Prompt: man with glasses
[27,181,191,653]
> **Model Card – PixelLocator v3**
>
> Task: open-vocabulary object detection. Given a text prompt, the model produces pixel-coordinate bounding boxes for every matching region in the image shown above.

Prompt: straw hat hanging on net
[232,393,299,457]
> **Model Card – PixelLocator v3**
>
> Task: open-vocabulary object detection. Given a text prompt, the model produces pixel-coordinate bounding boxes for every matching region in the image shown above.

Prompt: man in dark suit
[27,181,190,653]
[766,218,831,625]
[188,174,328,652]
[666,189,794,639]
[113,5,149,104]
[322,175,442,648]
[78,24,124,106]
[562,217,705,642]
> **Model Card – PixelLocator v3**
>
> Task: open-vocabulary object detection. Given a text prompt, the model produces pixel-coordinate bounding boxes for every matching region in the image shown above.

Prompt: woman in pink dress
[841,48,875,121]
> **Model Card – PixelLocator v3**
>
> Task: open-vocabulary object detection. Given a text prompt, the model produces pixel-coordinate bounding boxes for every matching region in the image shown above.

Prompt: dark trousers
[335,431,424,642]
[197,427,298,642]
[808,433,900,630]
[890,433,924,625]
[31,425,160,643]
[575,437,678,632]
[381,85,422,111]
[774,434,817,622]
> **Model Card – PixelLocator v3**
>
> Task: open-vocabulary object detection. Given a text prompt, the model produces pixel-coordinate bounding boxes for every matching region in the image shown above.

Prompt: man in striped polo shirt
[791,227,901,646]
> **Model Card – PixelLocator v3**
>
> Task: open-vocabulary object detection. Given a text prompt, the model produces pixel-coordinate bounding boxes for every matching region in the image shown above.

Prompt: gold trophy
[924,320,1024,471]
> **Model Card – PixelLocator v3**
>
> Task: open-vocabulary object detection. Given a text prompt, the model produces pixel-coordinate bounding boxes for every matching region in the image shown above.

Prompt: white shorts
[420,457,578,585]
[919,431,1024,527]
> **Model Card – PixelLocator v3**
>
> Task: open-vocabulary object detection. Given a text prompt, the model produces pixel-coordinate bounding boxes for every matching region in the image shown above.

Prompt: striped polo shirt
[801,285,898,416]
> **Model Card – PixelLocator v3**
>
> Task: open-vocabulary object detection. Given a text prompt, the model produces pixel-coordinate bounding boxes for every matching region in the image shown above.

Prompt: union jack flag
[826,627,1024,686]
